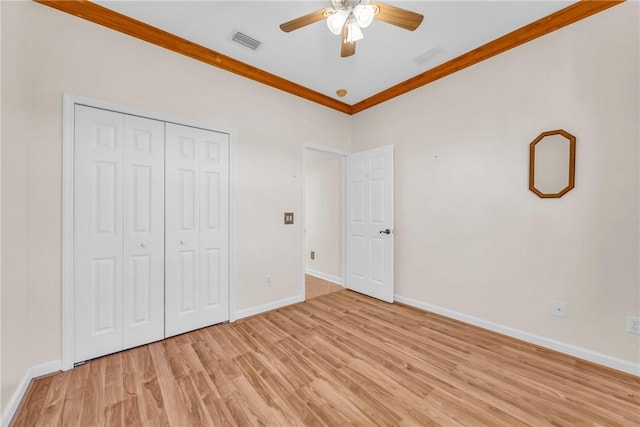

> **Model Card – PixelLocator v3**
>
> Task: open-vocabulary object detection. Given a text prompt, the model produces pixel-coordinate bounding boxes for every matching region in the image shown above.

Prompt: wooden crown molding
[351,0,624,114]
[33,0,352,115]
[35,0,623,116]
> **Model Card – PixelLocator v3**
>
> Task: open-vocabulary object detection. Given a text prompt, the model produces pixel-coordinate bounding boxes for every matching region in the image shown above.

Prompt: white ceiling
[96,1,574,104]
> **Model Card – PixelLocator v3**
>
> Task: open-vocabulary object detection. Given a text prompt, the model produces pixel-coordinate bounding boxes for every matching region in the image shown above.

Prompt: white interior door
[165,123,230,337]
[122,114,165,349]
[74,106,124,362]
[347,145,394,303]
[74,106,165,362]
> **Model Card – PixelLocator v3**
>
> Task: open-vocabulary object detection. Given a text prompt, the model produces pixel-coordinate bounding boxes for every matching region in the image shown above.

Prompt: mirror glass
[534,134,570,194]
[529,130,576,198]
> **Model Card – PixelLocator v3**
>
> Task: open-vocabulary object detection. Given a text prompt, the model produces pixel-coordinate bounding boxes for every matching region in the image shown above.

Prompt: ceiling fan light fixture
[279,0,422,58]
[353,4,375,28]
[327,10,348,35]
[346,19,364,43]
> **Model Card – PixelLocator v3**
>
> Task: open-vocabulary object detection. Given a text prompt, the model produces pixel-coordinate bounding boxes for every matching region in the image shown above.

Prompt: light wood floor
[11,290,640,426]
[305,274,344,300]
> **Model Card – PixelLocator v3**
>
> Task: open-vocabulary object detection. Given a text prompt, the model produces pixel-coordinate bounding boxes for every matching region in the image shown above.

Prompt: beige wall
[305,151,343,280]
[0,1,351,410]
[352,2,639,364]
[2,0,639,413]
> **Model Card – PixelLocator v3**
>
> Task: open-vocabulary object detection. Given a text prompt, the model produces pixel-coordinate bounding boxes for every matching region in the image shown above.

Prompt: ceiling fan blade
[280,8,331,32]
[341,25,356,57]
[341,41,356,57]
[372,2,424,31]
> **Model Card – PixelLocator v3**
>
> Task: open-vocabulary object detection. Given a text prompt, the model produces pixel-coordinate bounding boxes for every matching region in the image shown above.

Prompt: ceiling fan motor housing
[331,0,366,11]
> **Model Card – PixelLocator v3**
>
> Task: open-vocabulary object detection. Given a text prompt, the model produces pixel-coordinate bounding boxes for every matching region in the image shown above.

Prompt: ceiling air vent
[413,45,444,65]
[231,31,262,51]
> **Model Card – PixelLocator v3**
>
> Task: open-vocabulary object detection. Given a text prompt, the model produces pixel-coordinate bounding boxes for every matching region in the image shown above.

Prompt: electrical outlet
[310,251,315,260]
[266,275,271,287]
[626,316,640,335]
[551,300,567,318]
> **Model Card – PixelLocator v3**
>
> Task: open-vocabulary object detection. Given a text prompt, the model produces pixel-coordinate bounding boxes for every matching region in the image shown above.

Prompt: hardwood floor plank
[103,352,125,409]
[146,342,191,427]
[78,358,106,426]
[175,375,213,426]
[305,274,344,300]
[264,375,326,427]
[12,376,52,427]
[140,375,167,424]
[58,362,90,426]
[306,378,375,426]
[103,400,124,427]
[33,373,69,427]
[11,290,640,427]
[123,395,145,427]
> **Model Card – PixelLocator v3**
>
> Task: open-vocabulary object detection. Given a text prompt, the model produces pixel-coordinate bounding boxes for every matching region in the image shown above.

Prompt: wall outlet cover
[626,315,640,335]
[551,300,567,318]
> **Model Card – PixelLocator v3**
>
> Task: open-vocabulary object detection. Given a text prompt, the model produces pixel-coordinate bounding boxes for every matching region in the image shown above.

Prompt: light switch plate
[284,212,294,224]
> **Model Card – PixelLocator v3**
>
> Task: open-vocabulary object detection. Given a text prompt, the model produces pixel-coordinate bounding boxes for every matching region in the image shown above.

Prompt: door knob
[379,229,391,235]
[140,242,148,248]
[180,240,186,245]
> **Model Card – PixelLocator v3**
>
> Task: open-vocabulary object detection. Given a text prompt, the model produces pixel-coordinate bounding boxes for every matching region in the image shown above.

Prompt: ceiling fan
[280,0,424,58]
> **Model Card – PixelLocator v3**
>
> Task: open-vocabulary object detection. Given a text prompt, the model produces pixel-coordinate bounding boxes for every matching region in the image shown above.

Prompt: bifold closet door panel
[74,105,165,363]
[198,126,230,328]
[74,106,125,363]
[165,123,230,337]
[122,114,165,349]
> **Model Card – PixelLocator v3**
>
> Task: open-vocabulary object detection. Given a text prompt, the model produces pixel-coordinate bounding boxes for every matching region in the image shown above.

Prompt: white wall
[352,2,639,365]
[305,151,343,281]
[0,1,351,411]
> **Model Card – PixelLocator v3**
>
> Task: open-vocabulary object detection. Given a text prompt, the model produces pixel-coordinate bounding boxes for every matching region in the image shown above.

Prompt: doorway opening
[303,145,347,300]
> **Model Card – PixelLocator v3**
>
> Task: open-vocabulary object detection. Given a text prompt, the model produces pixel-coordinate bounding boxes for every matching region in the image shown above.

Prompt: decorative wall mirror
[529,129,576,198]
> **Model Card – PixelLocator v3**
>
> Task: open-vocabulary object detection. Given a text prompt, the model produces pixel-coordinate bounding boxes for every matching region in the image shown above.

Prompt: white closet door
[74,106,125,362]
[122,114,165,348]
[198,127,230,327]
[74,106,165,363]
[165,123,230,337]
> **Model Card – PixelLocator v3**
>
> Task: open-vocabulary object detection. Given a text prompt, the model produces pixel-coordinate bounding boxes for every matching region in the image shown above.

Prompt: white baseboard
[235,295,304,320]
[1,370,31,427]
[30,360,62,378]
[305,269,344,286]
[394,295,640,377]
[1,360,62,427]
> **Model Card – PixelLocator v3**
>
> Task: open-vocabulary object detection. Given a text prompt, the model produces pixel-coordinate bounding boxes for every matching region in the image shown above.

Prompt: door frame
[301,144,348,299]
[61,93,236,370]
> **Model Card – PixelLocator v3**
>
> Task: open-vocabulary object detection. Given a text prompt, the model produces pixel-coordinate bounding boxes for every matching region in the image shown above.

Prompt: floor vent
[231,31,262,51]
